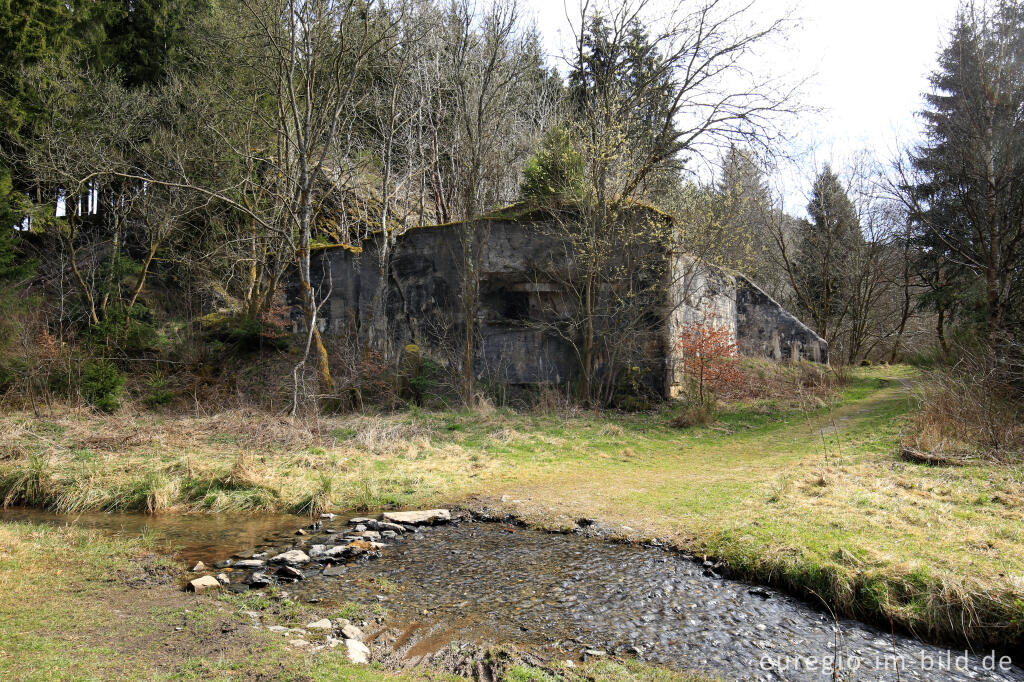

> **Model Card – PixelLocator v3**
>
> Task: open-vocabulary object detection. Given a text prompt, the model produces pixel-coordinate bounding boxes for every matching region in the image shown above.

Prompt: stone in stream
[376,521,406,534]
[380,509,450,526]
[213,560,232,569]
[323,540,384,559]
[246,572,273,588]
[191,561,205,572]
[320,513,336,520]
[347,517,373,525]
[337,620,364,641]
[323,566,346,577]
[215,573,230,585]
[234,559,265,569]
[188,575,221,593]
[321,546,349,560]
[270,550,310,566]
[276,565,304,581]
[381,530,398,539]
[344,638,371,664]
[350,530,381,540]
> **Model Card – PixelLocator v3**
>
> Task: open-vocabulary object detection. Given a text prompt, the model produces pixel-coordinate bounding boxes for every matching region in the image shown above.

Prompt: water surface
[4,509,1021,681]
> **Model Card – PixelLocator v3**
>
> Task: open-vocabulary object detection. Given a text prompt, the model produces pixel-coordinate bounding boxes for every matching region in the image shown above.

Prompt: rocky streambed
[183,510,1023,682]
[4,508,1021,680]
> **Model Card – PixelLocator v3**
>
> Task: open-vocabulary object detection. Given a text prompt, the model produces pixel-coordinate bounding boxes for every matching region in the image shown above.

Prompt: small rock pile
[187,509,451,595]
[246,610,371,662]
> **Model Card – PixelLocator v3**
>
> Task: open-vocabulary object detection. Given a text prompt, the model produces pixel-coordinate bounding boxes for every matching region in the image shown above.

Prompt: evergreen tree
[0,168,35,353]
[101,0,211,88]
[907,0,1024,341]
[520,124,584,201]
[714,145,772,276]
[792,164,863,341]
[0,0,77,144]
[567,14,683,188]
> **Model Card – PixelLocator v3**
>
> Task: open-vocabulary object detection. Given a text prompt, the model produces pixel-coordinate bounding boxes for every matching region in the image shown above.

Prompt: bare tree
[443,0,550,403]
[44,0,404,401]
[552,0,797,403]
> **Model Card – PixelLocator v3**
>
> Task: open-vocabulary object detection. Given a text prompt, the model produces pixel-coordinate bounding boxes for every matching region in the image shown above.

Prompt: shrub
[86,304,160,355]
[905,348,1023,462]
[676,314,744,407]
[201,313,290,353]
[80,359,125,413]
[400,344,442,406]
[0,357,26,394]
[142,372,174,408]
[670,403,714,429]
[611,365,657,411]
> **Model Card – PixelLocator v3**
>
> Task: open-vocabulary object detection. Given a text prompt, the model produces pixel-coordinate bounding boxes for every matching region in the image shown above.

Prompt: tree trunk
[297,204,334,395]
[461,219,476,405]
[936,305,949,357]
[582,271,594,404]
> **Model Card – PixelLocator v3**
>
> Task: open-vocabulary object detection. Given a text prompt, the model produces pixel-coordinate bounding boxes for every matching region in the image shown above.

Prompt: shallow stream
[4,509,1022,681]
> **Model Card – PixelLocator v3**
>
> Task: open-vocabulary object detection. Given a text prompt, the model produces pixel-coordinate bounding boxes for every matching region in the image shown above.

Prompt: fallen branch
[900,447,972,466]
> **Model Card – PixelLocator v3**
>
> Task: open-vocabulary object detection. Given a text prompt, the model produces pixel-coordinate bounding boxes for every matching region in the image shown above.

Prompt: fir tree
[907,0,1024,339]
[793,164,863,341]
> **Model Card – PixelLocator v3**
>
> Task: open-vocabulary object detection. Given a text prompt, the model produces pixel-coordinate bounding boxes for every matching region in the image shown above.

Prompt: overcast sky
[522,0,964,212]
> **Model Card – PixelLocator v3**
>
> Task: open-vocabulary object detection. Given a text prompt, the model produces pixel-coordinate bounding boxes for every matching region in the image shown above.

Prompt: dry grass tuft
[670,405,713,429]
[905,369,1023,463]
[293,472,334,518]
[349,417,431,454]
[600,423,624,437]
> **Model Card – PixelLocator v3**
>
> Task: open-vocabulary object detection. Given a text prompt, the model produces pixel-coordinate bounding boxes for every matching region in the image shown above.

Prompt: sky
[521,0,964,212]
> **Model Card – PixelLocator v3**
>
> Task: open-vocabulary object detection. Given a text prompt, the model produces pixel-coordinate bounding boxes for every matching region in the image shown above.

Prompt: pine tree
[792,164,863,341]
[567,14,683,183]
[0,168,35,351]
[101,0,211,88]
[907,0,1024,340]
[0,0,79,158]
[715,145,771,276]
[520,124,584,201]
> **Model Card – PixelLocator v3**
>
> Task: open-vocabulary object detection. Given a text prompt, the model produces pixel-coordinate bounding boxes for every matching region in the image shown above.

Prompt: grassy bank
[0,521,707,681]
[2,365,1023,652]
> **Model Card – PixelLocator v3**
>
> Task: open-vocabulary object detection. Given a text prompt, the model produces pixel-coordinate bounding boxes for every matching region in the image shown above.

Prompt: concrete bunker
[287,209,828,399]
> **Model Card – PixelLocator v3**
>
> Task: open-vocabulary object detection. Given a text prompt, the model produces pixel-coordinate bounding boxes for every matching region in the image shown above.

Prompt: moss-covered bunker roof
[310,199,675,253]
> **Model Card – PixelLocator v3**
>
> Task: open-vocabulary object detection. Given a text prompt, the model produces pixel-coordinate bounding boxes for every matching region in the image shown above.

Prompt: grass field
[2,364,1023,663]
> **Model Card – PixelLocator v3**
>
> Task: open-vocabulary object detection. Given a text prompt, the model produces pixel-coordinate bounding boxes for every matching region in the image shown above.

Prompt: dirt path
[473,379,915,540]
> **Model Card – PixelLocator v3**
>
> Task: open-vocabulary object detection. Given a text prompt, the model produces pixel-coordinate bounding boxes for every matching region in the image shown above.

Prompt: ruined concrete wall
[664,255,828,395]
[665,256,737,396]
[734,275,828,364]
[290,218,826,400]
[288,220,583,387]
